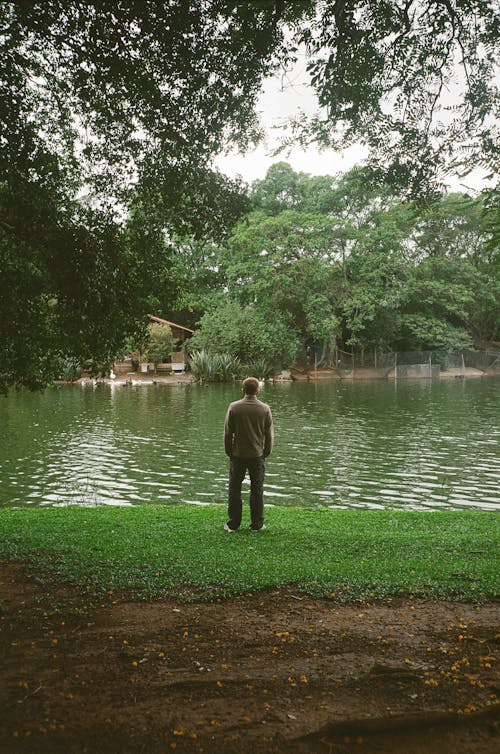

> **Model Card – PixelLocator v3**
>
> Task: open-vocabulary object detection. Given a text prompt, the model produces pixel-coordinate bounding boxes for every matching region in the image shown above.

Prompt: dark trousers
[227,456,265,530]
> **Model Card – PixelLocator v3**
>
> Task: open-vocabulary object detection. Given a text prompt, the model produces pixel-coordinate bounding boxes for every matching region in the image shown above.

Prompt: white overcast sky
[214,62,493,194]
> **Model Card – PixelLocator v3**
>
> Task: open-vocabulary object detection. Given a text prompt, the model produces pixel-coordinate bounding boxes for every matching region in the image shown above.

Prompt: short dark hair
[242,377,259,395]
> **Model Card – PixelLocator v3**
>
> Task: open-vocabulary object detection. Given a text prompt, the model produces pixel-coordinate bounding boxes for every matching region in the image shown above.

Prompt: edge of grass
[0,505,498,603]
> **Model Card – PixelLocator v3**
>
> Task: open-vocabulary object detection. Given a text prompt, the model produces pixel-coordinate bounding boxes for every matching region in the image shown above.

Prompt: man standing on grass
[223,377,274,532]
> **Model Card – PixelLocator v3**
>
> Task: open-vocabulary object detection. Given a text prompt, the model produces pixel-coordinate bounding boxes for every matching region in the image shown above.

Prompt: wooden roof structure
[148,315,194,341]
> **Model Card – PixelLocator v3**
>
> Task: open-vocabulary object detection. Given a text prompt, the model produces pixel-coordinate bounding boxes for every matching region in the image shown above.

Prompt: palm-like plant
[189,350,240,382]
[246,358,275,379]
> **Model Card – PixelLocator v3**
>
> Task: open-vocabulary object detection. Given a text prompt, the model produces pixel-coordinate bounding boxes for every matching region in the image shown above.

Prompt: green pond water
[0,378,498,511]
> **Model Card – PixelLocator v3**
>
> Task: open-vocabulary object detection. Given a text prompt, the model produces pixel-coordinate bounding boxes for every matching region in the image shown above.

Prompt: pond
[0,378,498,511]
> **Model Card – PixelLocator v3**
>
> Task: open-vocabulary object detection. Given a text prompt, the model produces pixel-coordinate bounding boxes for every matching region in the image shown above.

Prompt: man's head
[242,377,259,396]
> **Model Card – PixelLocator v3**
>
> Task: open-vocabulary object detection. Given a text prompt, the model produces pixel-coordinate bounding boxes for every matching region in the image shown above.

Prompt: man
[223,377,274,532]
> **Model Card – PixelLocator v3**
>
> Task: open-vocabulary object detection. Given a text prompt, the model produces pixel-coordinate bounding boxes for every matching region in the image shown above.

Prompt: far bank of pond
[0,377,498,511]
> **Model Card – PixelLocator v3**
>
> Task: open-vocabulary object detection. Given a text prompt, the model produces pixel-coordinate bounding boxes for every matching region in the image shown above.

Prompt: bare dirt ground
[1,563,499,754]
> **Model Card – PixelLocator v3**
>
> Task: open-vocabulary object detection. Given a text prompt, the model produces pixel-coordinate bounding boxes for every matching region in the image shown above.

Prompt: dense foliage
[188,300,299,370]
[142,323,173,368]
[290,0,498,194]
[179,163,498,367]
[1,1,497,387]
[0,0,292,390]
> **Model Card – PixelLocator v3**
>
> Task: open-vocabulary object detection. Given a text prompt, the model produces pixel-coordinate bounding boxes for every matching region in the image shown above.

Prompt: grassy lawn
[0,505,498,602]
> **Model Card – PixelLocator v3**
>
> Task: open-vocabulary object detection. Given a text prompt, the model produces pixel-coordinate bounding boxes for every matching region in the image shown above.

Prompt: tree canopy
[1,0,293,389]
[1,1,498,388]
[289,0,499,194]
[185,163,498,366]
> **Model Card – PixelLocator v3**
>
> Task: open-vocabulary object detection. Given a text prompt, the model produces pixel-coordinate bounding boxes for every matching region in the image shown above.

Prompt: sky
[214,61,493,195]
[215,67,369,183]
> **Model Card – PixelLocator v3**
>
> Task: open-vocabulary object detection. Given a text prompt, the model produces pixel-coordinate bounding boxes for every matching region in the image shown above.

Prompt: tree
[481,186,500,254]
[250,162,310,215]
[205,164,497,357]
[225,165,411,358]
[396,192,498,347]
[0,182,149,390]
[1,1,299,200]
[289,0,499,195]
[188,300,299,370]
[143,323,173,371]
[220,207,341,351]
[1,0,295,389]
[2,2,497,388]
[4,2,496,201]
[340,202,414,350]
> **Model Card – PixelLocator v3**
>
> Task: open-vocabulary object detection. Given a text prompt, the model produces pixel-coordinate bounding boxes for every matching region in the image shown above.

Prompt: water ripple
[0,379,498,511]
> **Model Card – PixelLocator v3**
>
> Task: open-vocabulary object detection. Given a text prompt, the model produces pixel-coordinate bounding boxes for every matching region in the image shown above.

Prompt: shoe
[224,522,237,532]
[250,524,266,532]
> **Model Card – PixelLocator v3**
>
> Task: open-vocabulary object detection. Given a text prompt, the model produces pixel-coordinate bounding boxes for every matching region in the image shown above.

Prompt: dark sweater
[224,395,274,458]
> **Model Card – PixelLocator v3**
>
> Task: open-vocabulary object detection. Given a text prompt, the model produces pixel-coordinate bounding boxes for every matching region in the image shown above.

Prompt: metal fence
[324,348,499,376]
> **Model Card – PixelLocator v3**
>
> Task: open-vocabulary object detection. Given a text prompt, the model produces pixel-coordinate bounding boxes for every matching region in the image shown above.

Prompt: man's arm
[224,407,234,456]
[263,409,274,457]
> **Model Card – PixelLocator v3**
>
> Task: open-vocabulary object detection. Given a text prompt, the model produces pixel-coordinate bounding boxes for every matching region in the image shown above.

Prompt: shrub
[189,350,240,382]
[188,301,299,367]
[55,356,83,381]
[144,323,173,366]
[244,357,275,379]
[216,353,242,381]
